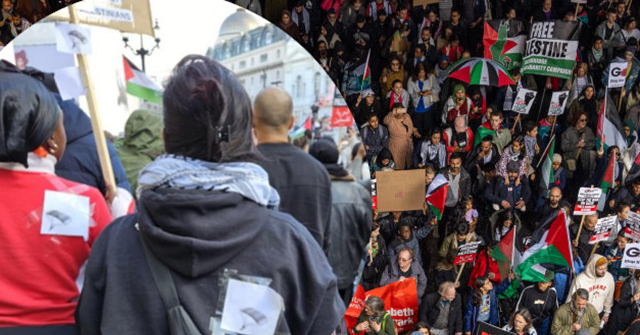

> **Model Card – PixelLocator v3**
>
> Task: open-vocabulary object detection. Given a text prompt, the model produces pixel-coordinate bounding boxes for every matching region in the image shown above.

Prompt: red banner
[331,106,354,128]
[344,280,419,334]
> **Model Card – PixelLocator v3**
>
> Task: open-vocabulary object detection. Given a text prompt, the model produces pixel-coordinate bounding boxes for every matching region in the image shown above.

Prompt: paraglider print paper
[40,190,90,241]
[220,279,284,334]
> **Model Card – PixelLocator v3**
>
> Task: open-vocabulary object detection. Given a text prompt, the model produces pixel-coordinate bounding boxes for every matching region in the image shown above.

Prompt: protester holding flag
[515,271,558,335]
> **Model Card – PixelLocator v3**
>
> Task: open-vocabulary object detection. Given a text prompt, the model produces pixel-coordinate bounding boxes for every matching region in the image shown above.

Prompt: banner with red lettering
[344,280,419,334]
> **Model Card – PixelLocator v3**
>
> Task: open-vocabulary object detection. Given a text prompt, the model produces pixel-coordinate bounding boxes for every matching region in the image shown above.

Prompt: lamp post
[123,19,161,73]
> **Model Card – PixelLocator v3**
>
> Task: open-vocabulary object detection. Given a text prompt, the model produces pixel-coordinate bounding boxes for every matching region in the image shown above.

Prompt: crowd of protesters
[0,0,79,47]
[230,0,640,334]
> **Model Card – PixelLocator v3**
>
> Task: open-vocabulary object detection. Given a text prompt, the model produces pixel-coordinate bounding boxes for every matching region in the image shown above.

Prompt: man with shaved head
[254,86,333,254]
[535,187,571,228]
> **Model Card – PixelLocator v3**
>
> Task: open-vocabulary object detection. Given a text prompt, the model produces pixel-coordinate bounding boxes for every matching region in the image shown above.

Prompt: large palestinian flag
[123,56,162,104]
[515,209,574,282]
[483,20,526,70]
[539,135,556,195]
[523,20,581,79]
[596,92,628,152]
[426,174,448,219]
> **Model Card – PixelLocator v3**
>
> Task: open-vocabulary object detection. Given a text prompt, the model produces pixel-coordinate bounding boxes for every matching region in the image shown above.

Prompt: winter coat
[387,222,434,267]
[439,166,472,208]
[561,126,596,179]
[353,310,396,335]
[419,292,464,335]
[115,109,164,197]
[464,279,512,333]
[54,96,131,197]
[443,127,475,158]
[602,276,640,335]
[258,143,333,253]
[407,74,440,112]
[605,244,629,281]
[442,96,474,125]
[493,176,531,212]
[357,100,384,126]
[379,255,427,301]
[327,174,373,289]
[361,124,390,158]
[550,302,600,335]
[566,254,616,317]
[439,233,477,258]
[516,286,558,327]
[76,186,345,335]
[467,250,501,288]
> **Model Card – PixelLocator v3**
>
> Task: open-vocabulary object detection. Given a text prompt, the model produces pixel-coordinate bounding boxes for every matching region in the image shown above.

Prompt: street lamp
[123,19,161,73]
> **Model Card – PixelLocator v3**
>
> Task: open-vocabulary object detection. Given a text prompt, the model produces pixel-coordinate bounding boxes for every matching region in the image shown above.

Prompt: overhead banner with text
[483,20,526,70]
[522,20,581,79]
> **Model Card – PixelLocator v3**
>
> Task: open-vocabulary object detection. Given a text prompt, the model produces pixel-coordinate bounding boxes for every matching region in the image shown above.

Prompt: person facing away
[75,55,345,335]
[0,61,113,334]
[253,86,333,254]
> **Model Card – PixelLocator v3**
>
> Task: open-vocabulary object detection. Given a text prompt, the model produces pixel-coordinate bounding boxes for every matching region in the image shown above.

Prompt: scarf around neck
[137,154,280,209]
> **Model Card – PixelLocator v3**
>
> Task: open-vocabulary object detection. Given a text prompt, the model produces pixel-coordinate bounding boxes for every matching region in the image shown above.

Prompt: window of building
[239,60,246,69]
[251,58,254,66]
[314,72,321,99]
[260,54,268,62]
[277,49,281,58]
[296,75,303,98]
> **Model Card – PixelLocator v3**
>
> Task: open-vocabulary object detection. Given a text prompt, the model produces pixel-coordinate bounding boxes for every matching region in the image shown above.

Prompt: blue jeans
[535,317,551,335]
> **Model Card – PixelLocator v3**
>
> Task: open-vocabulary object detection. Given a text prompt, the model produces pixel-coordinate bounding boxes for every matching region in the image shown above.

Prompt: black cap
[295,0,303,6]
[328,8,336,15]
[378,9,387,16]
[356,14,366,23]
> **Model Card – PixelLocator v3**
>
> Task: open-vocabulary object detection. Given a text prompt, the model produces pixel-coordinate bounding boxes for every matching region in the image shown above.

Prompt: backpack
[138,227,204,335]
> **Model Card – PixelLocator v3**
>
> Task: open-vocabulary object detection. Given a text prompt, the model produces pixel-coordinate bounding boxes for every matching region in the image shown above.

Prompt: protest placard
[625,212,640,241]
[371,179,377,210]
[475,322,515,335]
[511,89,537,114]
[608,62,628,88]
[454,242,481,265]
[549,90,569,116]
[522,20,581,79]
[622,242,640,269]
[574,187,603,215]
[589,216,618,244]
[376,170,426,212]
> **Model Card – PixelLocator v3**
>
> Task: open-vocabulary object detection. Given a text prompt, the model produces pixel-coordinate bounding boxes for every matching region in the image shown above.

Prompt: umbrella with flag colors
[515,209,574,282]
[447,57,515,87]
[426,174,449,219]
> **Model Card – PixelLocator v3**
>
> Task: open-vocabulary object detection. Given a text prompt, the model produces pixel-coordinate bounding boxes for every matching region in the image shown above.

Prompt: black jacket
[258,143,333,253]
[440,166,472,208]
[76,188,345,335]
[419,292,464,335]
[603,277,640,335]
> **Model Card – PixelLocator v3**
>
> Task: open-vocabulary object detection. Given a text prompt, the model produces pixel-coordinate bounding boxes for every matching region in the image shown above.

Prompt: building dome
[218,8,263,40]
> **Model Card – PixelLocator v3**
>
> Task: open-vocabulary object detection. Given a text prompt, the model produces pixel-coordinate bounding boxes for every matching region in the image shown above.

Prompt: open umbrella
[448,57,515,87]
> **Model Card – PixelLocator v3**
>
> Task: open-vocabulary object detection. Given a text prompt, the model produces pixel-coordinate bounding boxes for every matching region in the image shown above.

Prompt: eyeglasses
[398,257,412,263]
[579,118,587,122]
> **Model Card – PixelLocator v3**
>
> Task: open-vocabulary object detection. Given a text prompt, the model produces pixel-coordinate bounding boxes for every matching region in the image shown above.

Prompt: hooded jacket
[75,188,345,335]
[566,254,615,317]
[54,97,131,196]
[115,109,164,196]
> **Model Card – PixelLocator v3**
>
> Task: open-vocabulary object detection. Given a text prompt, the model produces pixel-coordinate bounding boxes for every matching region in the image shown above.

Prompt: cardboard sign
[625,212,640,241]
[376,170,426,212]
[512,88,537,114]
[549,90,569,116]
[344,280,419,335]
[608,62,628,88]
[475,322,515,335]
[622,242,640,269]
[454,242,481,265]
[589,216,618,244]
[574,187,603,215]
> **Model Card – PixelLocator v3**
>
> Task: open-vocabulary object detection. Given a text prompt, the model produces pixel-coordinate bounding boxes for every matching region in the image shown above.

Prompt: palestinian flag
[515,209,574,282]
[354,50,372,91]
[490,226,516,279]
[426,174,448,219]
[483,20,526,70]
[601,153,616,193]
[123,56,162,104]
[539,135,556,194]
[596,93,627,152]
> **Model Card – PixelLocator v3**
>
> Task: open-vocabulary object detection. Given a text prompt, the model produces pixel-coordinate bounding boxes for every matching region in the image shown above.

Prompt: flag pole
[68,6,116,201]
[455,263,466,284]
[574,185,595,246]
[360,49,371,96]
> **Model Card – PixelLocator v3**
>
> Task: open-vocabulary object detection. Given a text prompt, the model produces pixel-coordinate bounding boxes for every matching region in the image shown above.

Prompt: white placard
[512,89,537,114]
[574,187,603,215]
[589,216,618,244]
[54,66,87,100]
[56,23,93,55]
[549,90,569,116]
[220,279,284,335]
[40,190,90,241]
[625,212,640,241]
[622,242,640,269]
[608,62,628,89]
